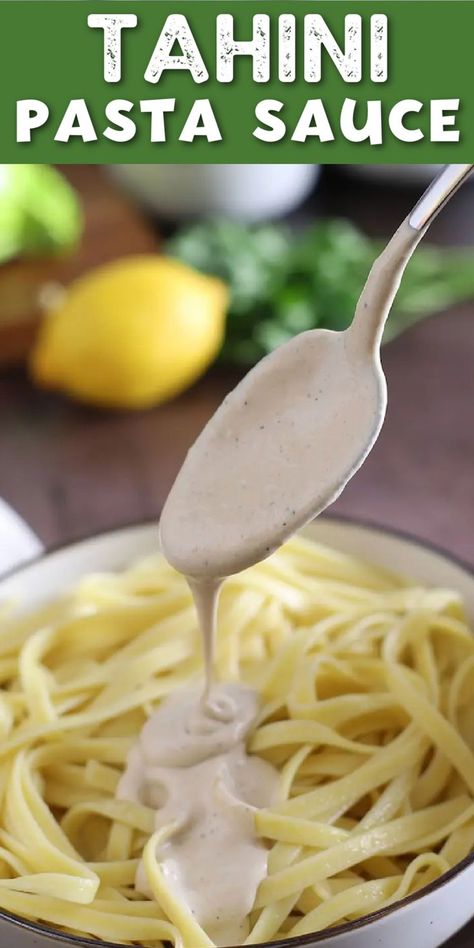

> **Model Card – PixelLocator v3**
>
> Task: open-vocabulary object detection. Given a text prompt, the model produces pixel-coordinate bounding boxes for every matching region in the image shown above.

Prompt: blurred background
[0,162,473,564]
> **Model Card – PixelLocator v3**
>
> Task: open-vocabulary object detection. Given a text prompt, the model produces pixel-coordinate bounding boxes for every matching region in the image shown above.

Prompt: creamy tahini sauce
[188,576,222,700]
[119,220,420,944]
[117,683,278,945]
[160,221,418,586]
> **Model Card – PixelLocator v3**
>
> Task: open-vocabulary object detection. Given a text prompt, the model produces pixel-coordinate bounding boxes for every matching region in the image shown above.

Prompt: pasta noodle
[0,534,472,947]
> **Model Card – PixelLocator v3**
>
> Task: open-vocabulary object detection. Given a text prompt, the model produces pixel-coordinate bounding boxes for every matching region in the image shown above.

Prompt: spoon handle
[409,164,474,231]
[349,164,474,352]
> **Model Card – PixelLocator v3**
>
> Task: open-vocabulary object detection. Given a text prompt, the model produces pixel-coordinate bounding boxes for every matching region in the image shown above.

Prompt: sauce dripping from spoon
[123,165,474,944]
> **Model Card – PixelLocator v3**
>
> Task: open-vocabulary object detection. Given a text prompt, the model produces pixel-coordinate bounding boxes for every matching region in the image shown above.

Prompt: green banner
[1,0,473,162]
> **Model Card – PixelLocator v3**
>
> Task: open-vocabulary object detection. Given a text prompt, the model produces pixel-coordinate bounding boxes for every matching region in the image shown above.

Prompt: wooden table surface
[0,166,473,946]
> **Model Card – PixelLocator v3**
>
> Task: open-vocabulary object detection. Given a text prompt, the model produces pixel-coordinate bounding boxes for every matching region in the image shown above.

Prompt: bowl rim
[0,512,473,948]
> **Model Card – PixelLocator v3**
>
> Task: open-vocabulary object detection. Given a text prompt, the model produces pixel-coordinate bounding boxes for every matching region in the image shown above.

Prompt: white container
[108,164,320,222]
[0,515,473,948]
[0,498,42,574]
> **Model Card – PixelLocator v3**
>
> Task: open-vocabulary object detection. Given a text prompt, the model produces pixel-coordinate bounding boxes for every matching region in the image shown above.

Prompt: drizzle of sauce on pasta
[117,683,278,945]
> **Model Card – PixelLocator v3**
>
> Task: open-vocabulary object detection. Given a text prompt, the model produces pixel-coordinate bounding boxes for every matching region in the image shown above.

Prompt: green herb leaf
[167,217,474,366]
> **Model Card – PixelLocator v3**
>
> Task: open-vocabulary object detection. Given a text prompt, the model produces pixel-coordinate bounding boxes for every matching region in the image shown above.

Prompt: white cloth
[0,499,43,575]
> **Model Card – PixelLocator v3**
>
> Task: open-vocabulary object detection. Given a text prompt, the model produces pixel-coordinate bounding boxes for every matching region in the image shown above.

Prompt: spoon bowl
[160,327,386,578]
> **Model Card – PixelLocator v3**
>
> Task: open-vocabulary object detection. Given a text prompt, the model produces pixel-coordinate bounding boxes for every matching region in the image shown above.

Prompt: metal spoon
[160,165,474,579]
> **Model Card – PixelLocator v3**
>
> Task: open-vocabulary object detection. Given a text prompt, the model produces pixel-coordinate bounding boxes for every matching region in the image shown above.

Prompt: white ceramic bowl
[0,517,473,948]
[107,164,320,222]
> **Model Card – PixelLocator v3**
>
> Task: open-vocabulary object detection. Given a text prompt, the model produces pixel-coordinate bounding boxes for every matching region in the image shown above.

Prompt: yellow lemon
[30,255,228,409]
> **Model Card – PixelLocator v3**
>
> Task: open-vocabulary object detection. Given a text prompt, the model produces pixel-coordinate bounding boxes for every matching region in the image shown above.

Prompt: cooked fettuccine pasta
[0,534,473,946]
